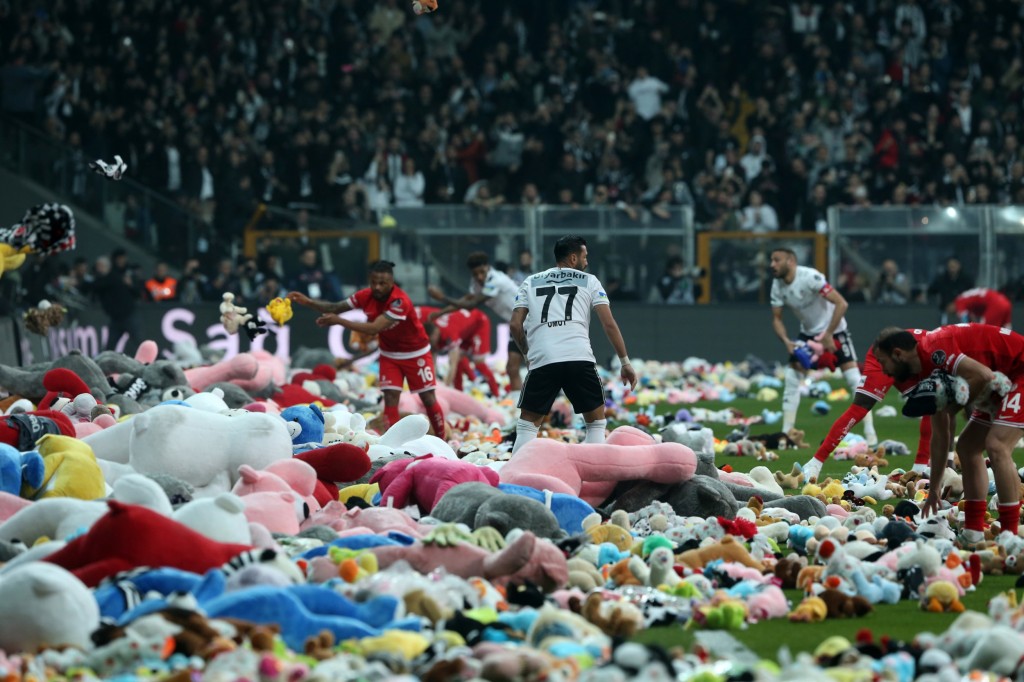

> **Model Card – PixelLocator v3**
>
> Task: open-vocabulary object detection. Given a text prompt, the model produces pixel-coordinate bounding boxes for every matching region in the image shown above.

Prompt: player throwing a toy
[951,287,1012,330]
[509,235,637,454]
[769,247,875,478]
[288,260,448,439]
[427,252,523,401]
[874,323,1024,543]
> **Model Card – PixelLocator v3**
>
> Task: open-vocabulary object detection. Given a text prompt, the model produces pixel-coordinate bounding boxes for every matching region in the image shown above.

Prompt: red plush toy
[0,410,74,451]
[38,368,93,410]
[294,442,372,506]
[44,500,254,587]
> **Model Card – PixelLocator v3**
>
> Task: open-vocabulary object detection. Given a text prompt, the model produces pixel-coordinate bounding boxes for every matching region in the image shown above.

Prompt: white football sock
[512,419,539,455]
[782,366,802,432]
[585,419,607,444]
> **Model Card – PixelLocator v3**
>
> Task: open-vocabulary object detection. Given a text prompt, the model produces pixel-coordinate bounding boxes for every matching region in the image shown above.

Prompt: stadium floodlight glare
[945,207,958,218]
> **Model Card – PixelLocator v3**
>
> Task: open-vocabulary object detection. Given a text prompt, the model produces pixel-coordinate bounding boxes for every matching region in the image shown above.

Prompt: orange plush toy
[412,0,437,15]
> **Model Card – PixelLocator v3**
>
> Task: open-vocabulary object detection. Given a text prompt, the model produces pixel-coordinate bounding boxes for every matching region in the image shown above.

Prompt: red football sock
[474,361,500,396]
[813,403,869,463]
[453,356,474,391]
[914,416,932,466]
[964,499,987,532]
[424,401,448,440]
[383,403,400,429]
[998,502,1021,535]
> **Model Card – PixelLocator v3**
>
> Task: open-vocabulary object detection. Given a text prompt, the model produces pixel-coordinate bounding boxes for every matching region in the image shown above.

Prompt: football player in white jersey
[769,248,875,459]
[509,235,638,454]
[427,252,525,401]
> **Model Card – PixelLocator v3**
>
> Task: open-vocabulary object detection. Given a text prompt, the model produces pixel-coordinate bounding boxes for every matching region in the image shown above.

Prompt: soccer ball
[412,0,438,15]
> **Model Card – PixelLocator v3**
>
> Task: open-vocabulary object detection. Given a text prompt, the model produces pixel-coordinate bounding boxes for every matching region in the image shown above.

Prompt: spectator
[177,258,209,304]
[92,249,143,353]
[926,256,975,321]
[627,66,669,121]
[511,250,533,284]
[740,190,780,232]
[393,157,426,207]
[143,262,177,302]
[655,257,702,304]
[874,259,911,304]
[288,247,341,302]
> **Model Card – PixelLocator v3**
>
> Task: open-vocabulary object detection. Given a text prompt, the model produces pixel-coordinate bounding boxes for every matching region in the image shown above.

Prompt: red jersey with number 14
[348,286,430,357]
[915,323,1024,381]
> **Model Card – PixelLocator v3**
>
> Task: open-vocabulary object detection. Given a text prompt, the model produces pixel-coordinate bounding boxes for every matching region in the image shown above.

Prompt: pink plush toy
[746,585,790,622]
[301,502,429,539]
[398,384,506,425]
[369,454,500,514]
[134,340,159,365]
[231,462,320,516]
[241,491,302,535]
[184,353,274,393]
[0,491,31,522]
[370,529,568,591]
[835,441,871,461]
[248,349,287,386]
[500,426,697,506]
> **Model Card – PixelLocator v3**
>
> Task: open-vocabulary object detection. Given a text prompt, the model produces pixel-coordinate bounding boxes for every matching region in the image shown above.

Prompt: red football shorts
[379,350,438,394]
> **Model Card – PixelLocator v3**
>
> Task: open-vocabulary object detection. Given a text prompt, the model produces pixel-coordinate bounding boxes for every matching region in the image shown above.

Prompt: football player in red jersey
[288,260,447,439]
[874,324,1024,543]
[417,306,501,396]
[952,287,1013,330]
[802,328,934,482]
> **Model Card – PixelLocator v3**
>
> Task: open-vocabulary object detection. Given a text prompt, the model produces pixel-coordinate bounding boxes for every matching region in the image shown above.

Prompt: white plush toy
[172,492,253,544]
[125,405,293,496]
[0,563,99,652]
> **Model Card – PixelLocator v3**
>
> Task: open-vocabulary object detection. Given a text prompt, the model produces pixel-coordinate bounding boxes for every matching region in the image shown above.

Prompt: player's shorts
[460,314,491,358]
[969,376,1024,428]
[790,330,857,367]
[518,360,605,415]
[508,339,524,357]
[379,350,438,394]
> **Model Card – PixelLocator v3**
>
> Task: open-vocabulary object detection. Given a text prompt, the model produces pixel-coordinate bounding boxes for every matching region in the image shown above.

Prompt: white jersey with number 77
[513,267,610,369]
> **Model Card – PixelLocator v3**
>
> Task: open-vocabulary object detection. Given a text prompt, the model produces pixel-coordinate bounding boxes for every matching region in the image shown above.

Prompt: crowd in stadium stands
[2,0,1024,307]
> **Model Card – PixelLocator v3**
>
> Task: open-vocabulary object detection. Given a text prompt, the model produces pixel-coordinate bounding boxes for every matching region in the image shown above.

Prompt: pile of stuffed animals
[1,338,1024,681]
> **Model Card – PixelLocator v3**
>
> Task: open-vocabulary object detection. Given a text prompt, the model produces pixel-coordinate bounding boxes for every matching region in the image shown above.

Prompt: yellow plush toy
[0,244,28,279]
[267,297,293,325]
[355,631,430,660]
[22,434,105,500]
[338,483,379,505]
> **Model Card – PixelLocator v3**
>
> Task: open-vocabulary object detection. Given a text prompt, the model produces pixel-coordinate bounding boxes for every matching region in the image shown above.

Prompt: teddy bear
[676,534,765,571]
[22,299,66,336]
[581,592,643,638]
[412,0,438,14]
[0,443,43,496]
[219,292,268,342]
[818,588,873,618]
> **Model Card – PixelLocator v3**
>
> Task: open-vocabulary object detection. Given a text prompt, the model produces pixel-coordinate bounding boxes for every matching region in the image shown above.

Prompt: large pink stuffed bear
[500,426,697,506]
[369,454,500,514]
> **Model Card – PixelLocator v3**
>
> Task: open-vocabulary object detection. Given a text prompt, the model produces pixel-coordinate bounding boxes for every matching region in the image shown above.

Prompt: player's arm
[771,306,795,354]
[288,291,353,314]
[428,285,487,310]
[428,305,457,321]
[317,312,398,334]
[952,354,997,404]
[595,304,638,390]
[819,288,849,351]
[509,307,529,357]
[924,408,954,514]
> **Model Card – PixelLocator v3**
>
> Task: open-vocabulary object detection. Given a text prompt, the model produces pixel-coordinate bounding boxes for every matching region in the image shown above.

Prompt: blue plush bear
[280,404,326,452]
[0,442,44,496]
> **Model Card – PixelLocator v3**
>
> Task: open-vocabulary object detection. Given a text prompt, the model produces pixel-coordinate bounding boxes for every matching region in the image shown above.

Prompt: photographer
[93,249,144,353]
[655,256,703,305]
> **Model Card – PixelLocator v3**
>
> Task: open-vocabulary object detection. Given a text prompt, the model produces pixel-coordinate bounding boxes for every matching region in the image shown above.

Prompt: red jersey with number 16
[915,323,1024,381]
[348,286,430,358]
